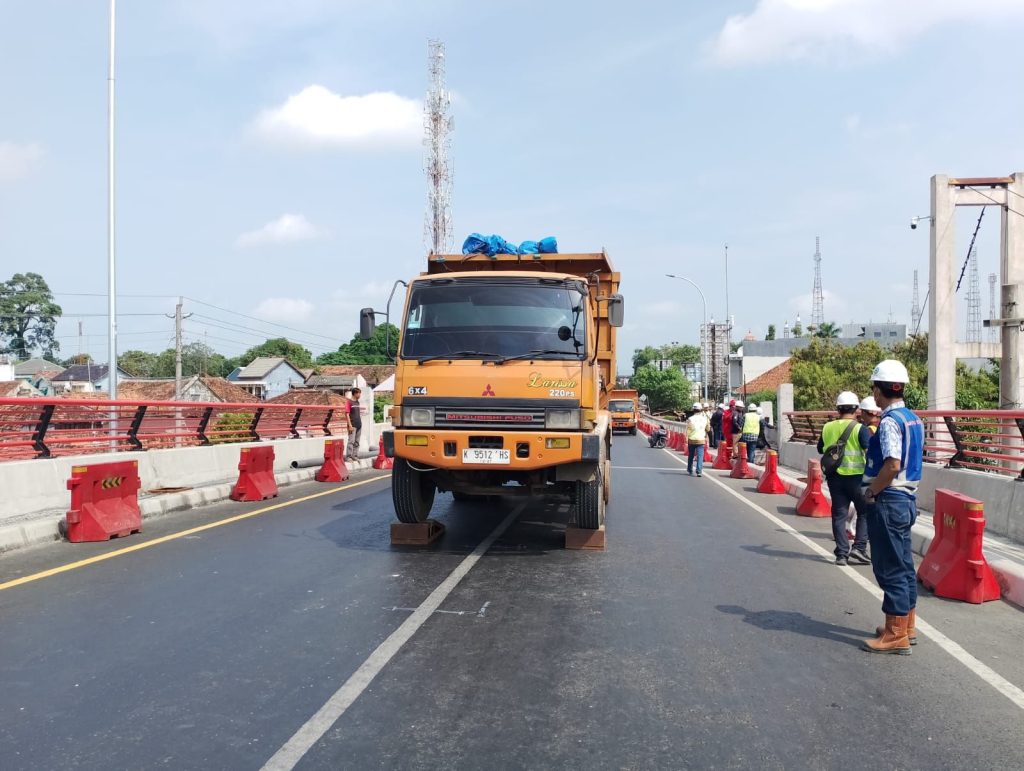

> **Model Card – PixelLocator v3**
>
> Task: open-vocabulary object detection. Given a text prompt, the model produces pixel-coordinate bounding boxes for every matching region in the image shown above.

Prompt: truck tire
[392,458,436,523]
[630,427,637,436]
[575,467,605,530]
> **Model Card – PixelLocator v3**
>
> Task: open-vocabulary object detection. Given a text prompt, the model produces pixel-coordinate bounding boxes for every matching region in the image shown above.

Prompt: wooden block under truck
[359,251,623,532]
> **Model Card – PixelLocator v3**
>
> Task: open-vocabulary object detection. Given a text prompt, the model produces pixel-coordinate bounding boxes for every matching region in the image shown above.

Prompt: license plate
[461,448,511,465]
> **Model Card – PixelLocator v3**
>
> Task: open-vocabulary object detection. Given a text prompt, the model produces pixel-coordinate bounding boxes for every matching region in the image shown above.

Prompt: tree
[235,338,313,369]
[316,323,401,365]
[631,343,700,372]
[62,353,93,366]
[766,324,776,341]
[630,365,690,413]
[0,272,62,359]
[792,321,803,337]
[120,350,159,377]
[815,321,840,339]
[149,342,233,378]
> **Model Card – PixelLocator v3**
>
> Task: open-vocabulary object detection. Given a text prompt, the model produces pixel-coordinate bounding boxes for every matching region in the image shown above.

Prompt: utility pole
[168,297,192,400]
[107,0,118,400]
[724,244,732,397]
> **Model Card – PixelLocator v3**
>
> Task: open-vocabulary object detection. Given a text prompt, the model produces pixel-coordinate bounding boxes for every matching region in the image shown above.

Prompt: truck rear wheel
[392,458,436,523]
[575,467,605,530]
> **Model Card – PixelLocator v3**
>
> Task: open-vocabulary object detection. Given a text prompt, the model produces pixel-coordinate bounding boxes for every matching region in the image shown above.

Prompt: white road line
[612,465,687,471]
[657,447,1024,712]
[262,503,526,770]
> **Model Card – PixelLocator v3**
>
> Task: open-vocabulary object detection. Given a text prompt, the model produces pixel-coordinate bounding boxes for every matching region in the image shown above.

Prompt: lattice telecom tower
[424,39,453,255]
[965,247,982,343]
[988,272,998,342]
[811,236,824,328]
[911,269,922,334]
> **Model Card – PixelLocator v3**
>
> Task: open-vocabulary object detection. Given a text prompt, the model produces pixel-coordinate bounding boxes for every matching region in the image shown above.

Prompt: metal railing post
[32,404,55,458]
[323,408,334,436]
[249,407,265,442]
[943,415,965,468]
[196,407,214,445]
[126,405,147,451]
[289,408,303,439]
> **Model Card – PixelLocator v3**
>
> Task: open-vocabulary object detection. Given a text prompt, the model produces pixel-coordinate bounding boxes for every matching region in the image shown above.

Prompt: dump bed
[425,252,620,401]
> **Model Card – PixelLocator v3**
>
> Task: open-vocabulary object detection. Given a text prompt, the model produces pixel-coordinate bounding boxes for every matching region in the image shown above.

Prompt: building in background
[227,357,307,400]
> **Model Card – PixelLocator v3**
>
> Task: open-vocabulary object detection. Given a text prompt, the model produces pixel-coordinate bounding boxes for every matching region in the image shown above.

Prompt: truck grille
[435,407,545,431]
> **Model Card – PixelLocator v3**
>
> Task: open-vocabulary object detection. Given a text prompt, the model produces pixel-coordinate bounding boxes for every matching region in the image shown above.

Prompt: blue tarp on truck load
[461,234,559,256]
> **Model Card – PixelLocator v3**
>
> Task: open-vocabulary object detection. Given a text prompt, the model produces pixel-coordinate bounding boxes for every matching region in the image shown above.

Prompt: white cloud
[787,288,848,320]
[250,85,421,149]
[253,297,315,323]
[707,0,1024,67]
[235,213,324,248]
[0,141,43,182]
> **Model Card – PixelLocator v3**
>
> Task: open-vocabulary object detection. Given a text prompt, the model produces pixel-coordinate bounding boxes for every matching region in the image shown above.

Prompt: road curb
[768,461,1024,610]
[0,458,377,556]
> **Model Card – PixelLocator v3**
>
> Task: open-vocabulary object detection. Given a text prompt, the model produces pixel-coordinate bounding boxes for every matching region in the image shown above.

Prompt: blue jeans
[687,443,705,475]
[826,473,867,557]
[866,492,918,615]
[741,434,757,463]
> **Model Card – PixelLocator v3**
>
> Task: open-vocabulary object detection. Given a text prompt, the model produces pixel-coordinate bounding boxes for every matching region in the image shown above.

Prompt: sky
[2,0,1023,372]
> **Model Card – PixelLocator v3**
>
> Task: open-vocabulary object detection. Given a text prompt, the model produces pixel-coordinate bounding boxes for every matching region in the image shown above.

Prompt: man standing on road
[685,402,710,476]
[709,403,723,449]
[740,403,761,464]
[346,387,363,461]
[817,391,872,567]
[730,400,745,458]
[860,360,924,656]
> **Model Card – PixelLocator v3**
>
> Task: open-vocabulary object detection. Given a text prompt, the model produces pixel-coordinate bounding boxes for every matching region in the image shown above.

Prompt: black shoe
[849,548,871,565]
[696,473,702,477]
[835,555,849,566]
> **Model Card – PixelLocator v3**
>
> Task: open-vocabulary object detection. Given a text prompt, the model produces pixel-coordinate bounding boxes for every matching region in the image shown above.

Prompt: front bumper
[383,429,600,470]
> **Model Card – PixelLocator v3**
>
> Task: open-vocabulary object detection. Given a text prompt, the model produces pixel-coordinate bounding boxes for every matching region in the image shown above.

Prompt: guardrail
[0,397,348,461]
[786,410,1024,479]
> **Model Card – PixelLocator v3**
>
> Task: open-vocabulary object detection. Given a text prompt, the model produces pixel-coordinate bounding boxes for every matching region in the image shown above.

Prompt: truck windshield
[608,400,634,412]
[402,280,586,359]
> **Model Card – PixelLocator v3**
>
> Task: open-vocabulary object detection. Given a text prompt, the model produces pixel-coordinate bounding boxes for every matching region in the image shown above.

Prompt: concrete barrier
[779,440,1024,545]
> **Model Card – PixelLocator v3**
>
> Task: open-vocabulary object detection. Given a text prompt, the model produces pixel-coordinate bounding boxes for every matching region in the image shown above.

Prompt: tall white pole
[107,0,118,400]
[724,243,731,398]
[666,274,709,401]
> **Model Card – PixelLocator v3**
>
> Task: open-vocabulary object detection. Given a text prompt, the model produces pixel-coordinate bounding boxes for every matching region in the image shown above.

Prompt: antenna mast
[811,236,824,328]
[965,247,981,343]
[424,39,453,255]
[911,269,922,334]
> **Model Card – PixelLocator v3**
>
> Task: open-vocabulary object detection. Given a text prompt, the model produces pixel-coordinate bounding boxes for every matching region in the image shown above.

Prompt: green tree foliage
[815,321,840,339]
[119,350,159,377]
[235,338,313,369]
[790,334,998,410]
[316,323,401,365]
[373,394,392,423]
[792,321,803,337]
[765,324,776,341]
[62,353,93,366]
[630,365,690,413]
[120,344,232,378]
[631,343,700,372]
[0,273,62,359]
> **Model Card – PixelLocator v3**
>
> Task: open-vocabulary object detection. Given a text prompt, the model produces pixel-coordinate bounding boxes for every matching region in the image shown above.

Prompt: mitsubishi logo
[482,384,496,396]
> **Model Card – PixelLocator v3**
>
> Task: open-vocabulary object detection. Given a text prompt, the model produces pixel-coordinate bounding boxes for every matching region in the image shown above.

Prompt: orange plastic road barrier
[315,438,350,483]
[795,458,830,517]
[674,431,688,453]
[372,436,394,470]
[729,443,758,479]
[704,444,712,463]
[65,460,142,542]
[667,430,679,450]
[231,446,278,502]
[712,443,733,470]
[918,489,1001,604]
[756,450,788,494]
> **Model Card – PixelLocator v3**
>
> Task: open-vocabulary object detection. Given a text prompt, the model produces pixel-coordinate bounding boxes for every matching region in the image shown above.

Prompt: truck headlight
[401,406,435,427]
[545,408,581,430]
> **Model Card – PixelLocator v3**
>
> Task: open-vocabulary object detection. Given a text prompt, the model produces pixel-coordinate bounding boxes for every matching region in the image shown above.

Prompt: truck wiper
[494,350,581,365]
[416,351,500,363]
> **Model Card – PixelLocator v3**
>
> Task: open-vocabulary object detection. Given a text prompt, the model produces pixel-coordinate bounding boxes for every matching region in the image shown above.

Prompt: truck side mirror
[608,294,624,327]
[359,308,376,340]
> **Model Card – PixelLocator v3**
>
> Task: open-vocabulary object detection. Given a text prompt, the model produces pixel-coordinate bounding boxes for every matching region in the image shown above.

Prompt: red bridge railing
[786,410,1024,479]
[0,397,348,461]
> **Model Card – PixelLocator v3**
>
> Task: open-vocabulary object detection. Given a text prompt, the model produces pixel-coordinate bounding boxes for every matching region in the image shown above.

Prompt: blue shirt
[863,400,924,498]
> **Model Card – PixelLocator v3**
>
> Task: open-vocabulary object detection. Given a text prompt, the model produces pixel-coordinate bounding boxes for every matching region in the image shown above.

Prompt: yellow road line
[0,474,391,593]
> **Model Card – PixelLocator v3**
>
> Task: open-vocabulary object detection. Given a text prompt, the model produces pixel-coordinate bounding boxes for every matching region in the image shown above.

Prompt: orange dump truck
[359,251,623,531]
[609,389,639,435]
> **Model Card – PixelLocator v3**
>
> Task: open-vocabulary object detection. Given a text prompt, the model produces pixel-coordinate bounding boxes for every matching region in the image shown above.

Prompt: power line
[189,313,335,352]
[966,186,1024,219]
[183,296,342,343]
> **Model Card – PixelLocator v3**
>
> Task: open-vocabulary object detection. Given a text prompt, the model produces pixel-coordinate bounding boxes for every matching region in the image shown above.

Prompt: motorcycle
[648,426,668,449]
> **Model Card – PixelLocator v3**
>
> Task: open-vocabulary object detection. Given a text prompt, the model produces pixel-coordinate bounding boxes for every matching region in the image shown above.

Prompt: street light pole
[665,274,708,401]
[107,0,117,400]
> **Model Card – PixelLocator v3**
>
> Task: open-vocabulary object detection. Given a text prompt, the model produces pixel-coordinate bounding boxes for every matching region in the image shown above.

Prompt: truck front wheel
[392,458,436,523]
[574,466,605,530]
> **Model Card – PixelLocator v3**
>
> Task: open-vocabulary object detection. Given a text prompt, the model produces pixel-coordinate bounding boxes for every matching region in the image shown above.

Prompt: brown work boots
[862,610,914,655]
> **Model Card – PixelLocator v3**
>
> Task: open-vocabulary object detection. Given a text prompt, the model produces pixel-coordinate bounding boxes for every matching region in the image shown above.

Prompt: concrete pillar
[777,383,794,443]
[999,173,1024,410]
[929,175,957,409]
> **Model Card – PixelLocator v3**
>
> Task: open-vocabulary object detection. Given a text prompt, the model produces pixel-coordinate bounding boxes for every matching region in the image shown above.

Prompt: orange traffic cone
[730,443,758,479]
[796,459,830,517]
[713,442,732,470]
[756,450,787,494]
[372,436,393,470]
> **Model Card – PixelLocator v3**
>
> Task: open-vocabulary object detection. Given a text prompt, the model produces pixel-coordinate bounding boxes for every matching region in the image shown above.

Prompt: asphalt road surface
[2,435,1023,770]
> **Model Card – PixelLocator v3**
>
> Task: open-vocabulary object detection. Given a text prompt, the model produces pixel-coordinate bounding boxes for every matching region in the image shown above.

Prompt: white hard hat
[836,390,859,407]
[756,407,763,415]
[871,359,910,384]
[859,396,880,413]
[719,403,727,409]
[692,402,702,410]
[734,399,745,408]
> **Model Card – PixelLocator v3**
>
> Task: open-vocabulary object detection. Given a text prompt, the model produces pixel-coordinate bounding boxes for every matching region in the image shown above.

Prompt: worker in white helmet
[709,403,724,449]
[817,391,872,567]
[859,396,881,433]
[730,399,745,458]
[862,359,924,656]
[685,402,710,476]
